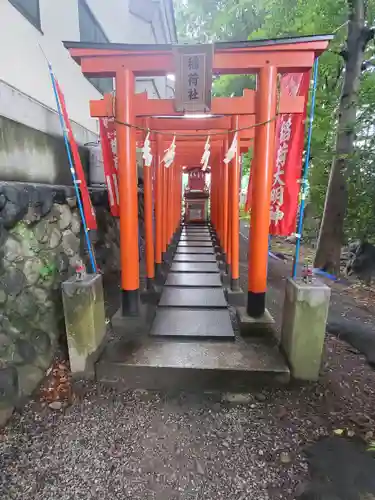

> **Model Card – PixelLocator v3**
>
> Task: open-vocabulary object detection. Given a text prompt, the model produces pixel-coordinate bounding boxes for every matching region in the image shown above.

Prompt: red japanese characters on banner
[99,118,119,217]
[55,80,97,230]
[245,72,309,236]
[269,73,309,236]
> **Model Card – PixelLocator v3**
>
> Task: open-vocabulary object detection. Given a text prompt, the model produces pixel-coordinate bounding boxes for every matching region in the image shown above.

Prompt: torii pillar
[115,68,141,317]
[247,65,278,319]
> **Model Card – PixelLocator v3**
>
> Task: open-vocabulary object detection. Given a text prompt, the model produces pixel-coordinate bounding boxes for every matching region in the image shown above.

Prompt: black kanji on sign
[188,87,199,100]
[188,72,199,87]
[188,55,199,71]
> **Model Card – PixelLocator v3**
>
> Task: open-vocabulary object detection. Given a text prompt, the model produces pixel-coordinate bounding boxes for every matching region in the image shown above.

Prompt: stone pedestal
[112,302,155,340]
[281,278,331,381]
[226,288,245,307]
[62,274,106,378]
[237,306,275,337]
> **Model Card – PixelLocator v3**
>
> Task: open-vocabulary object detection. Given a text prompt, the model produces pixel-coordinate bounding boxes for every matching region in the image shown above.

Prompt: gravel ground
[1,338,375,500]
[1,226,375,499]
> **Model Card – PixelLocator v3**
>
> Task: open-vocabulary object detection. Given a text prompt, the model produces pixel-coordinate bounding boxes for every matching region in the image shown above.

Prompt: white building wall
[0,0,176,184]
[0,0,102,134]
[0,0,175,135]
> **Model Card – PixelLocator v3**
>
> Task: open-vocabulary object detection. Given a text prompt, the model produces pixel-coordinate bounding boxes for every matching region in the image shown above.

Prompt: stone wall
[0,115,91,186]
[0,182,120,416]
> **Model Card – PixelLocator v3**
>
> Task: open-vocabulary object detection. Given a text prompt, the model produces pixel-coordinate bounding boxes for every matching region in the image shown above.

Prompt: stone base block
[140,286,162,305]
[226,287,245,307]
[217,260,226,271]
[169,242,177,255]
[281,278,331,381]
[155,264,166,286]
[112,303,155,340]
[163,248,175,266]
[62,273,106,378]
[236,306,275,337]
[220,271,230,286]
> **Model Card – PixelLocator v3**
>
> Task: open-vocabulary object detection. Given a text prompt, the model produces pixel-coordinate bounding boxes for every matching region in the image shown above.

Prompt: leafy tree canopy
[174,0,375,242]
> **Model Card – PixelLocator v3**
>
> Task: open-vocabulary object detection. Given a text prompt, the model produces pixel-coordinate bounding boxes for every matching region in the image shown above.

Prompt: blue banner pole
[292,59,319,279]
[48,64,97,274]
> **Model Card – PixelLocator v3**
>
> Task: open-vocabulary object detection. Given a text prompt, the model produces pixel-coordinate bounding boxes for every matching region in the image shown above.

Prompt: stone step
[181,232,211,236]
[178,241,213,247]
[176,247,214,254]
[171,262,219,273]
[173,254,217,262]
[180,236,212,241]
[150,308,235,339]
[182,225,210,229]
[165,272,222,287]
[159,287,227,308]
[96,337,290,391]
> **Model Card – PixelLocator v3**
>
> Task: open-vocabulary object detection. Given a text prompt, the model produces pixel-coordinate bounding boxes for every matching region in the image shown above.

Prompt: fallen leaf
[280,451,292,464]
[48,401,63,411]
[333,429,344,436]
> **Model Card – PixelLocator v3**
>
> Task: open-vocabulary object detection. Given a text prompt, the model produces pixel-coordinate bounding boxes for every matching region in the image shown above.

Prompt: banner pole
[48,65,97,274]
[292,58,319,279]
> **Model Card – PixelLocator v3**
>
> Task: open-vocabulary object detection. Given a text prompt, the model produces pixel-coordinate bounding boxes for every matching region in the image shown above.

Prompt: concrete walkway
[96,224,289,390]
[151,224,234,339]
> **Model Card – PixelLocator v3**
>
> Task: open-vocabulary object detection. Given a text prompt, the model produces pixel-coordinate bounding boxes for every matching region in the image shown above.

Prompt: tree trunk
[314,0,368,274]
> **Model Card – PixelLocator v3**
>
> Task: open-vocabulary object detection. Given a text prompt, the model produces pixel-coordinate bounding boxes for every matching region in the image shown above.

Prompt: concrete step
[159,287,227,308]
[181,231,211,236]
[150,308,235,339]
[178,241,213,247]
[173,254,217,262]
[165,272,222,287]
[171,262,219,273]
[96,337,290,391]
[176,247,215,254]
[180,236,213,241]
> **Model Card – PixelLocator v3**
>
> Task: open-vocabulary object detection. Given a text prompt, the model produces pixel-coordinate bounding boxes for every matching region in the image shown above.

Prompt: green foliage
[174,0,375,241]
[241,150,252,177]
[239,205,250,220]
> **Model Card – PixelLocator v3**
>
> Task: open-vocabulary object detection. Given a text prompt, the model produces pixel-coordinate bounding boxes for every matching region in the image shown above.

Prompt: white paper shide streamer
[162,136,176,168]
[201,136,210,171]
[224,132,238,165]
[142,131,153,167]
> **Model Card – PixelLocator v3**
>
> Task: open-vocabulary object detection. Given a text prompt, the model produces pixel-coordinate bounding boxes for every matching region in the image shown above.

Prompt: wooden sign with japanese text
[174,45,213,113]
[188,168,206,191]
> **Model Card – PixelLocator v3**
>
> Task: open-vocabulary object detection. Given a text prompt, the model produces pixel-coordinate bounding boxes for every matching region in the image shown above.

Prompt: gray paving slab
[159,287,227,308]
[178,241,213,247]
[174,254,216,262]
[180,236,212,241]
[150,308,234,338]
[183,225,209,228]
[181,233,210,237]
[176,247,214,254]
[99,337,290,376]
[171,262,220,273]
[165,273,222,287]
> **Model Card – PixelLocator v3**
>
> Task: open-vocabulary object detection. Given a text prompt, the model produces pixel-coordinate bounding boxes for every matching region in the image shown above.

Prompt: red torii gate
[64,35,331,320]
